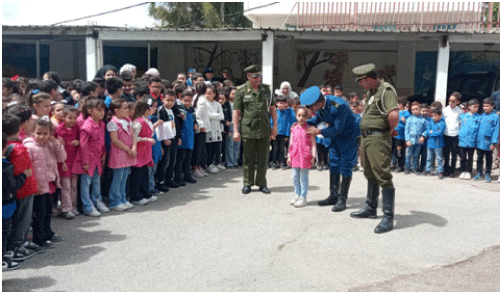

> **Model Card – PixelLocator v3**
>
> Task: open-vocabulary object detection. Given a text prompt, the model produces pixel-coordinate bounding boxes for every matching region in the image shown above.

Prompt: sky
[2,1,156,28]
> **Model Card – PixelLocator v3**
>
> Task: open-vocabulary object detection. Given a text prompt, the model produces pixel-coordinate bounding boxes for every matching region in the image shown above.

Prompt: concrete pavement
[2,167,500,291]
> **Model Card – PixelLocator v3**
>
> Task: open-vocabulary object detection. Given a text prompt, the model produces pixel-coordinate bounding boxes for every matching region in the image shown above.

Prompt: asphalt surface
[2,166,500,291]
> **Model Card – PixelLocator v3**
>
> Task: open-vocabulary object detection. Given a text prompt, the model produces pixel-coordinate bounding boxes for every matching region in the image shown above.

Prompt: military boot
[332,177,352,212]
[318,173,340,206]
[374,188,395,234]
[350,181,379,218]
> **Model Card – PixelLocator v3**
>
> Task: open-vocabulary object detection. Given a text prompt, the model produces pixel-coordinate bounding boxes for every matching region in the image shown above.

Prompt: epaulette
[330,101,340,108]
[236,84,246,90]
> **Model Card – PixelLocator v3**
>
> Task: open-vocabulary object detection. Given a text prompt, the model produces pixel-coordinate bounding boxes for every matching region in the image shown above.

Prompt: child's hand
[225,121,231,127]
[491,144,496,151]
[71,140,79,146]
[23,168,33,178]
[131,147,137,158]
[153,120,164,129]
[101,153,106,165]
[148,138,156,144]
[418,137,425,144]
[170,121,175,129]
[178,139,182,146]
[194,125,199,131]
[284,137,288,142]
[311,157,316,166]
[62,162,68,171]
[82,164,89,171]
[163,139,171,146]
[179,113,186,120]
[287,157,291,166]
[406,140,412,147]
[200,127,206,132]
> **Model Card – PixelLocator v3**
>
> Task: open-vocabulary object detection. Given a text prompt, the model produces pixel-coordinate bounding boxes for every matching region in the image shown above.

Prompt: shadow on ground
[2,276,57,292]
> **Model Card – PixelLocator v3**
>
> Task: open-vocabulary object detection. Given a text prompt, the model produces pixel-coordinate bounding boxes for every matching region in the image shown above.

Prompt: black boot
[374,188,395,234]
[350,181,379,218]
[318,173,340,206]
[332,177,351,212]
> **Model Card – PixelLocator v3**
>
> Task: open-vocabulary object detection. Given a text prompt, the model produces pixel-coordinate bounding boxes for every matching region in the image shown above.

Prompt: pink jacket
[108,116,136,169]
[55,122,80,178]
[72,117,106,176]
[23,137,67,195]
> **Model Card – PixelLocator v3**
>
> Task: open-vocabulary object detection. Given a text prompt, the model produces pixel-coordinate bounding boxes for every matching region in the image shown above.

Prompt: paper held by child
[156,121,175,141]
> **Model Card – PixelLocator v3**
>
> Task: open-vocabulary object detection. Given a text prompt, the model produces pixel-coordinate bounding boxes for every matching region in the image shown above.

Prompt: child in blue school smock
[393,97,410,172]
[421,108,446,179]
[404,101,428,174]
[473,98,499,182]
[458,99,481,180]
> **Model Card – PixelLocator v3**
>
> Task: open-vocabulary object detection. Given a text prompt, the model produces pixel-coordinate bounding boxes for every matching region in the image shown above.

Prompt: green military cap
[352,63,376,82]
[244,65,262,77]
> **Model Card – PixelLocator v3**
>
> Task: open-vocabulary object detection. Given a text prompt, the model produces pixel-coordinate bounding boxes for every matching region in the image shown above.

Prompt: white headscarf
[275,81,298,99]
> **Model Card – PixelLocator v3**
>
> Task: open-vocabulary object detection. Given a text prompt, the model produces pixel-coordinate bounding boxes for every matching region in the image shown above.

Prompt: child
[175,90,197,184]
[192,82,210,178]
[393,97,410,172]
[28,91,51,120]
[443,92,462,177]
[205,85,224,174]
[23,119,66,248]
[287,107,316,208]
[474,98,499,182]
[72,99,109,216]
[458,99,481,180]
[104,77,124,108]
[224,87,240,169]
[4,104,34,141]
[404,102,428,174]
[219,89,231,169]
[131,98,159,205]
[51,101,65,127]
[55,106,80,219]
[350,101,363,171]
[149,76,164,106]
[422,108,446,179]
[107,99,137,211]
[3,133,31,271]
[272,96,294,170]
[418,103,431,172]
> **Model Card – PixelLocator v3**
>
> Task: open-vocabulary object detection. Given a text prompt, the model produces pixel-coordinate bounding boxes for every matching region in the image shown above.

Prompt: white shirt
[443,105,462,136]
[165,108,176,137]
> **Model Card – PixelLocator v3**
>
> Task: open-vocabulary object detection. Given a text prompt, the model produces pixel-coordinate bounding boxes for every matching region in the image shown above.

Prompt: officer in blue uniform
[300,86,360,212]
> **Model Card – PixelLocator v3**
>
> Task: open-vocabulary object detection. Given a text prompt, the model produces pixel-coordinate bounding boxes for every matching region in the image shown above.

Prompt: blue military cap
[204,66,213,73]
[188,68,196,73]
[300,86,323,106]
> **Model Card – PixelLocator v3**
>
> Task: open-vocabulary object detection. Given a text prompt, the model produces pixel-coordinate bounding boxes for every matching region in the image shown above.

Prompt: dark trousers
[459,147,475,173]
[272,135,288,165]
[7,195,34,250]
[3,217,12,255]
[393,138,406,169]
[206,141,222,166]
[165,138,178,182]
[175,148,193,182]
[444,135,459,174]
[419,142,427,172]
[32,193,55,246]
[317,143,329,165]
[476,149,493,175]
[192,132,207,167]
[221,133,227,164]
[100,159,113,204]
[155,143,171,184]
[130,166,151,201]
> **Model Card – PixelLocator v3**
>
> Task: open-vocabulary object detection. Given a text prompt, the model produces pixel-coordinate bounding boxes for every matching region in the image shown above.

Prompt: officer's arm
[232,89,243,136]
[321,106,348,138]
[306,111,322,127]
[232,109,241,133]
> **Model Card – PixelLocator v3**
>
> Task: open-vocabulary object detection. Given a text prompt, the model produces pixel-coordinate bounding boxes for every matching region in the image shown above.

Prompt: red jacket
[6,138,38,199]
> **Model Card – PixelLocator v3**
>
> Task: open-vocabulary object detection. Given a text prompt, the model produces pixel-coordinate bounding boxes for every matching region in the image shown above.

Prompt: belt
[361,130,386,138]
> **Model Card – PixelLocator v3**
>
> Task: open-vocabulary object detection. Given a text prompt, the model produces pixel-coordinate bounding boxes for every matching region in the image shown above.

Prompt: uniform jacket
[458,112,481,148]
[6,138,38,199]
[72,117,106,176]
[23,137,67,195]
[360,80,398,132]
[55,122,79,178]
[476,112,499,151]
[405,115,428,145]
[423,118,446,149]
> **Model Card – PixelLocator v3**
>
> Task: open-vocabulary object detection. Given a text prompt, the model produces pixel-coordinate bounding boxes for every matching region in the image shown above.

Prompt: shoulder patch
[236,84,246,90]
[330,101,340,108]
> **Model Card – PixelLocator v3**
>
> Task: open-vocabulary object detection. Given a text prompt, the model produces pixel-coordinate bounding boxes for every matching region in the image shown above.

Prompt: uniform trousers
[476,149,493,175]
[329,139,357,178]
[361,132,394,189]
[444,135,459,174]
[32,193,56,246]
[242,136,270,187]
[459,147,475,173]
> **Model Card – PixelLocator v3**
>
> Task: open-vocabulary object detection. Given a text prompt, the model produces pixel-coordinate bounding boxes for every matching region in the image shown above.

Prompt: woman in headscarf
[275,81,298,100]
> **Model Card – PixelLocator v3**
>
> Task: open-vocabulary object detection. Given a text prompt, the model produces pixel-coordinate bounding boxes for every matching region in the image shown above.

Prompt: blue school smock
[179,107,195,150]
[395,110,410,140]
[476,112,499,151]
[275,108,294,137]
[404,115,428,145]
[458,112,481,148]
[149,114,162,164]
[423,119,446,149]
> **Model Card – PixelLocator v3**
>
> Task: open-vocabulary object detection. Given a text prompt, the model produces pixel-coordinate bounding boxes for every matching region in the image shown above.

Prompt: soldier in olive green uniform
[350,63,400,234]
[233,65,278,194]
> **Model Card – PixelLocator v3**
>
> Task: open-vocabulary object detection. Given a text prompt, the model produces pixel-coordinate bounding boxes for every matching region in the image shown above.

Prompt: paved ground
[2,166,500,291]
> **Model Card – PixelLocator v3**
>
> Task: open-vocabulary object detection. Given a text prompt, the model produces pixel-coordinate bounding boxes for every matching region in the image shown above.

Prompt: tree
[148,2,251,28]
[296,51,348,87]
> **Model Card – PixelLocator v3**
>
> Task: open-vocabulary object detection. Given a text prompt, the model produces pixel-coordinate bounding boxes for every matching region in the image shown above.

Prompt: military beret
[204,66,213,73]
[300,86,323,106]
[352,63,376,81]
[188,68,196,73]
[244,65,262,75]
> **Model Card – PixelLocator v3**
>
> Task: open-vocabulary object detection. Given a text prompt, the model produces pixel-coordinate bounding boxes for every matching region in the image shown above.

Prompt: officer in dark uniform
[300,86,360,212]
[233,65,278,194]
[350,63,399,234]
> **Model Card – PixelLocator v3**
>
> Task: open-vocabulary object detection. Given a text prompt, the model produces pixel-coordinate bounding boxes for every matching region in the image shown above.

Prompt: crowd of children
[2,68,500,271]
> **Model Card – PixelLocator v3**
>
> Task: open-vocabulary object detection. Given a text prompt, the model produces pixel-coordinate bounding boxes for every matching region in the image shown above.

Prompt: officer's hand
[390,129,398,137]
[406,141,412,147]
[306,127,321,136]
[233,131,241,142]
[418,137,425,144]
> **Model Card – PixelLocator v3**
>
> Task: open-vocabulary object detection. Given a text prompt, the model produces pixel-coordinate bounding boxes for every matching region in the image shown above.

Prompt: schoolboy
[133,82,150,101]
[149,76,164,106]
[121,71,136,102]
[320,84,332,96]
[348,92,359,103]
[458,99,481,180]
[418,103,431,172]
[422,108,446,179]
[404,101,428,174]
[350,101,362,171]
[104,77,124,108]
[393,97,410,172]
[271,95,294,169]
[442,92,462,177]
[474,98,499,182]
[175,89,198,184]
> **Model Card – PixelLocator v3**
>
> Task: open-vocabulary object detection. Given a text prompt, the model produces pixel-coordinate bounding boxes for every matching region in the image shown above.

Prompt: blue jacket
[179,107,195,150]
[307,95,360,149]
[476,112,499,151]
[405,115,428,145]
[459,112,481,148]
[149,114,163,164]
[271,108,294,137]
[423,118,446,149]
[395,110,411,140]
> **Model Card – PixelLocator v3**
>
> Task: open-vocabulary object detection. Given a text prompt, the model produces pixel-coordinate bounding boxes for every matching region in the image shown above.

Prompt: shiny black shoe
[242,186,251,194]
[156,183,169,193]
[259,186,271,194]
[166,180,180,188]
[184,177,197,184]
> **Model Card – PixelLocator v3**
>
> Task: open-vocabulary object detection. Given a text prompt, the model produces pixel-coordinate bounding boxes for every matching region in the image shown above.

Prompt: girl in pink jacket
[72,99,108,217]
[23,119,67,248]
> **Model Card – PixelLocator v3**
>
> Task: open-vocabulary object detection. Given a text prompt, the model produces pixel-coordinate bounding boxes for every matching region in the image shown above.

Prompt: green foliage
[148,2,251,28]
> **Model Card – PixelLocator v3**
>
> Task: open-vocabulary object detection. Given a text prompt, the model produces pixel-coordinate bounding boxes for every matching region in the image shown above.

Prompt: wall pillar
[262,31,274,93]
[85,33,103,81]
[35,41,40,79]
[434,36,450,106]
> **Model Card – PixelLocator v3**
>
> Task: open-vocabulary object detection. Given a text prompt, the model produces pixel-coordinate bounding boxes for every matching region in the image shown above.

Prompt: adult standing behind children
[350,63,399,234]
[232,65,277,195]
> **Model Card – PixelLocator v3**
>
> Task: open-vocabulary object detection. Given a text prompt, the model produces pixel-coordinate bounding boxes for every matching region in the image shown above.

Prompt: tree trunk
[297,51,321,87]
